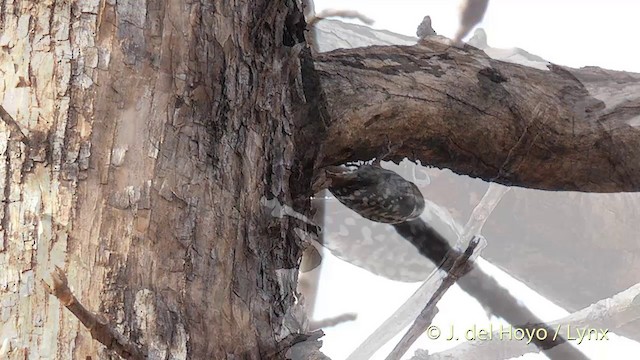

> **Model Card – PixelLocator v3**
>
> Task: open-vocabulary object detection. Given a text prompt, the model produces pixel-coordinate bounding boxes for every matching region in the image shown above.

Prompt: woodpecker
[324,163,425,224]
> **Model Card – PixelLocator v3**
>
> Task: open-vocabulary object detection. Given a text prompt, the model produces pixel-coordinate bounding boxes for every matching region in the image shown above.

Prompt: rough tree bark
[314,42,640,192]
[1,1,324,359]
[2,1,640,360]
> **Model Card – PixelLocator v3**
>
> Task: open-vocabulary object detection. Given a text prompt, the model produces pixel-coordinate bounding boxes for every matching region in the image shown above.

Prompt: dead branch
[458,182,509,246]
[385,236,485,360]
[345,181,509,360]
[417,283,640,360]
[0,105,29,145]
[392,221,588,360]
[344,180,587,359]
[308,10,374,27]
[313,41,640,192]
[44,266,147,360]
[306,9,374,53]
[309,313,358,330]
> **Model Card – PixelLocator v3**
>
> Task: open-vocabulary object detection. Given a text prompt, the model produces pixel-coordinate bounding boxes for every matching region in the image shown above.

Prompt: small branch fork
[385,236,486,360]
[43,266,147,360]
[346,184,509,360]
[346,182,587,360]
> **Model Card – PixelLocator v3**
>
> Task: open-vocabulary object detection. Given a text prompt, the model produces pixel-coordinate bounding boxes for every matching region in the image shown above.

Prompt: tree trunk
[4,1,640,359]
[1,1,321,358]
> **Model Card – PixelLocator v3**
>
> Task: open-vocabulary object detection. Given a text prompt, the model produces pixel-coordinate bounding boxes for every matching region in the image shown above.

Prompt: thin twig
[0,105,29,145]
[307,10,374,27]
[306,9,374,53]
[385,237,486,360]
[346,182,509,360]
[458,183,510,247]
[391,223,586,359]
[44,266,147,360]
[348,179,586,359]
[309,313,358,330]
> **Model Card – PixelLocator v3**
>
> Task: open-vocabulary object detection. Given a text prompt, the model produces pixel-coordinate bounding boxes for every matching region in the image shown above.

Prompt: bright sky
[313,0,640,73]
[310,1,640,359]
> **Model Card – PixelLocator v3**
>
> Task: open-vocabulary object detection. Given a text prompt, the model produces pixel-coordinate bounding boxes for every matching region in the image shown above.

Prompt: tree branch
[418,283,640,360]
[44,266,147,360]
[346,182,508,360]
[344,180,586,360]
[385,237,485,360]
[0,105,29,145]
[309,313,358,330]
[453,0,489,45]
[457,182,509,247]
[393,220,587,360]
[313,40,640,192]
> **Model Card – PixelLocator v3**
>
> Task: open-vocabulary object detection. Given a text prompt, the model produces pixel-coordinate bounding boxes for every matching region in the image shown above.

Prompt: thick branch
[313,40,640,192]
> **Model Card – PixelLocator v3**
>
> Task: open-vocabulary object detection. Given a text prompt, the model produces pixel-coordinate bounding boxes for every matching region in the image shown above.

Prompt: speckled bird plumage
[325,164,425,224]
